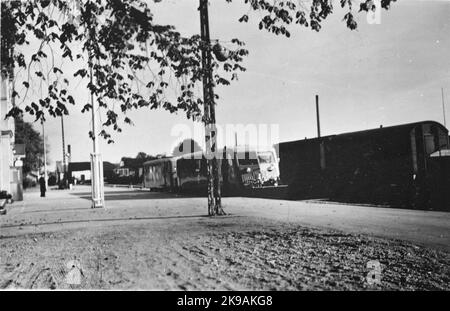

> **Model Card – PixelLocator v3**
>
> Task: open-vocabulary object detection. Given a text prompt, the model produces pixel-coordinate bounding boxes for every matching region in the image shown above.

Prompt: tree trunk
[200,0,225,216]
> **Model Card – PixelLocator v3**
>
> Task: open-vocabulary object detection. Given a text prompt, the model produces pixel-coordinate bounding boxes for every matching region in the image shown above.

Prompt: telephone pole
[442,87,449,147]
[42,120,48,189]
[316,95,326,169]
[89,22,104,209]
[199,0,224,216]
[61,115,66,186]
[442,88,447,128]
[64,1,104,207]
[90,80,104,208]
[316,94,321,138]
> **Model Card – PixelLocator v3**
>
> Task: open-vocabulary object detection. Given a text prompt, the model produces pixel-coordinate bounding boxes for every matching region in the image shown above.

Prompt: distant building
[0,73,15,196]
[114,158,140,178]
[113,157,148,184]
[67,161,117,183]
[1,73,25,200]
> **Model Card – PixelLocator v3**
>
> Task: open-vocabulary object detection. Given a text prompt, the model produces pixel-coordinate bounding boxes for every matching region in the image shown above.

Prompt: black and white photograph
[0,0,449,295]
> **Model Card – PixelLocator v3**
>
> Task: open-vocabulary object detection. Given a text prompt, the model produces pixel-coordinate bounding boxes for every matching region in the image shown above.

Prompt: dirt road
[0,186,449,290]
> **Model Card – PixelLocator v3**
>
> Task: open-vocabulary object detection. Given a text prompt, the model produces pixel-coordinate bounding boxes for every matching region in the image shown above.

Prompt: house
[113,157,148,184]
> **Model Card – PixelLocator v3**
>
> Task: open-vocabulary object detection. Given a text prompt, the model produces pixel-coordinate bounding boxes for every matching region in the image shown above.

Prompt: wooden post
[316,94,321,138]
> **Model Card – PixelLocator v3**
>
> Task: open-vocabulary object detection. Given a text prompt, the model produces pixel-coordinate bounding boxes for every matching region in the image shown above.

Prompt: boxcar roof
[279,120,448,146]
[232,145,277,153]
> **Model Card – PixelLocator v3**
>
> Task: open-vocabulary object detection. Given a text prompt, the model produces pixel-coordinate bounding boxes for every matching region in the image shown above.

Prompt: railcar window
[424,134,436,155]
[195,160,201,172]
[237,151,258,165]
[438,128,449,149]
[200,158,207,175]
[257,152,275,164]
[238,158,258,165]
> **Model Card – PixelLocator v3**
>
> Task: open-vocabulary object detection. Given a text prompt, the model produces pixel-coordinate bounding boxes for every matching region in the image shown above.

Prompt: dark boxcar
[278,121,449,209]
[428,150,450,211]
[176,151,208,194]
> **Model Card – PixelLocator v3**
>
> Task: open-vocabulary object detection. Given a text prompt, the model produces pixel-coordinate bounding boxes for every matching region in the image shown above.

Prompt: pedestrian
[39,174,46,197]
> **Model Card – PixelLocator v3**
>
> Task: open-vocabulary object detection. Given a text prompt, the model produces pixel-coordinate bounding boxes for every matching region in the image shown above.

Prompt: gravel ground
[1,218,448,290]
[1,187,448,290]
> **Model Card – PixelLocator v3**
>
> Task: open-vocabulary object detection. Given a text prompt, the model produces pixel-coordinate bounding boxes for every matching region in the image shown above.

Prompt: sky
[19,0,450,167]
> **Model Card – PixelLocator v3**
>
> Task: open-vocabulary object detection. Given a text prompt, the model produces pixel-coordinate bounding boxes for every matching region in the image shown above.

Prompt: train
[143,145,280,194]
[123,120,450,210]
[142,157,177,191]
[277,120,450,210]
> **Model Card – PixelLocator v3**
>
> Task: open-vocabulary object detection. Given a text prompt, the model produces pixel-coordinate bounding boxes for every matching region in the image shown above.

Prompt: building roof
[279,120,448,146]
[68,161,117,172]
[120,157,149,169]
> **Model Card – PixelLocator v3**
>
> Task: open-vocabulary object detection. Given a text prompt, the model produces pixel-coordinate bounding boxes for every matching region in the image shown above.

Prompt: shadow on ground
[0,214,242,230]
[70,190,205,201]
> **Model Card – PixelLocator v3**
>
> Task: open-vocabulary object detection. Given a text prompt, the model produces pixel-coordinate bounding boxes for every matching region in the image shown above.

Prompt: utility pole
[67,0,104,207]
[88,19,105,209]
[67,144,71,164]
[442,88,447,128]
[316,95,326,170]
[442,87,450,147]
[42,120,48,189]
[316,94,321,138]
[90,78,104,208]
[61,115,66,186]
[199,0,224,216]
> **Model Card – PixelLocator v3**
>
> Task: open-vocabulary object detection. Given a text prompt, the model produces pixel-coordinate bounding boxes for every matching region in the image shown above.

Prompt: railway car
[176,151,208,193]
[176,146,280,194]
[143,157,178,191]
[233,146,280,188]
[278,121,449,209]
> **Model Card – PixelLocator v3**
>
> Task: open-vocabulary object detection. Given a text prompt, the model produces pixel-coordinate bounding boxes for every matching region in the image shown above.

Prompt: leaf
[40,0,51,8]
[74,69,87,78]
[124,117,134,125]
[33,28,45,39]
[238,14,249,23]
[81,103,92,113]
[67,95,75,105]
[62,49,72,59]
